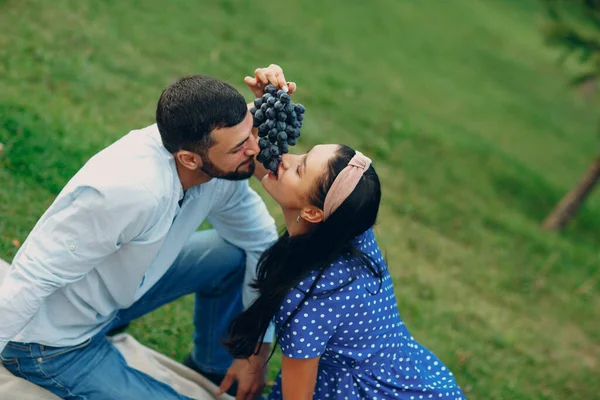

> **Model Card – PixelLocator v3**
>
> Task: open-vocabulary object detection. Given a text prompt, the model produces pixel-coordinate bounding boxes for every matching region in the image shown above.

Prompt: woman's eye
[296,165,301,175]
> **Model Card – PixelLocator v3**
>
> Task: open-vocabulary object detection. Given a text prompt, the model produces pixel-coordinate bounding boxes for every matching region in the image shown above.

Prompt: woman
[225,144,465,399]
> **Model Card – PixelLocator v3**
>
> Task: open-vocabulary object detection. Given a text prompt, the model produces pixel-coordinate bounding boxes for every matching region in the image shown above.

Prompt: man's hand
[217,344,270,400]
[245,64,297,99]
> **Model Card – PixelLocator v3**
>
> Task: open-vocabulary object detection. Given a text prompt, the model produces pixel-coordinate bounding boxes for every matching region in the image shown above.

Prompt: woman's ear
[175,150,203,170]
[301,206,324,224]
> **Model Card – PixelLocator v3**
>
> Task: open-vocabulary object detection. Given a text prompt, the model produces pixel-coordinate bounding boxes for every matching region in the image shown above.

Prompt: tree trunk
[542,156,600,231]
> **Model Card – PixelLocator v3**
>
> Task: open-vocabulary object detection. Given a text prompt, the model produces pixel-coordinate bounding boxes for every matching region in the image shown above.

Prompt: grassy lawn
[1,0,599,398]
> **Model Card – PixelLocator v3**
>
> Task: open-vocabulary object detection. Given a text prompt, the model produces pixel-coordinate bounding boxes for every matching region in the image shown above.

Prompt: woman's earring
[296,215,301,223]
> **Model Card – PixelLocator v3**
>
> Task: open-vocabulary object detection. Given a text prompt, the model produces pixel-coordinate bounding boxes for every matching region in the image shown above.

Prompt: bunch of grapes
[250,84,305,174]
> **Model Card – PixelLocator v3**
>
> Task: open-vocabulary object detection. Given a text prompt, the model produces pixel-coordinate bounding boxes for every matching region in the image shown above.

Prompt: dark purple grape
[287,111,297,123]
[277,131,288,142]
[254,110,265,121]
[258,123,269,134]
[276,89,286,97]
[267,159,279,172]
[250,107,257,115]
[294,104,305,114]
[279,142,289,154]
[254,98,263,108]
[268,129,278,141]
[287,137,297,146]
[297,113,304,121]
[274,101,284,111]
[297,120,303,128]
[260,149,271,160]
[294,127,301,138]
[253,118,261,128]
[259,137,270,149]
[276,121,286,131]
[285,125,295,135]
[256,152,266,163]
[284,103,294,113]
[277,112,287,122]
[267,97,277,106]
[266,108,276,119]
[280,93,291,103]
[270,145,280,156]
[260,103,268,113]
[265,84,277,94]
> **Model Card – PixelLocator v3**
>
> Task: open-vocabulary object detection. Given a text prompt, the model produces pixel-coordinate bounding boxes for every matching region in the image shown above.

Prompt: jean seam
[30,346,81,398]
[39,338,93,361]
[6,342,29,351]
[2,357,28,380]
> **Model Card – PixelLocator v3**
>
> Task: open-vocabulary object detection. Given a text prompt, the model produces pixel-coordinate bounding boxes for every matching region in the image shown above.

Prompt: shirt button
[69,244,76,251]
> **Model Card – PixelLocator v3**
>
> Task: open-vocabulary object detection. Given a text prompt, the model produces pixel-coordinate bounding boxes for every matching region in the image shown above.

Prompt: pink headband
[323,151,372,220]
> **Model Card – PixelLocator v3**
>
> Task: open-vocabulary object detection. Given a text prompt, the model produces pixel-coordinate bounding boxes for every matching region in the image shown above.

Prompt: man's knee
[182,230,246,297]
[197,259,245,298]
[178,230,245,272]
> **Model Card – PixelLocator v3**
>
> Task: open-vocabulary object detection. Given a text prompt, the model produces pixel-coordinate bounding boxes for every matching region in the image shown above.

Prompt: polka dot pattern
[268,229,465,399]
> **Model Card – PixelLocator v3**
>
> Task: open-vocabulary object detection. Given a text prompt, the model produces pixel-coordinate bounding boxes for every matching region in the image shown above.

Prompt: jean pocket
[39,338,93,361]
[0,357,29,381]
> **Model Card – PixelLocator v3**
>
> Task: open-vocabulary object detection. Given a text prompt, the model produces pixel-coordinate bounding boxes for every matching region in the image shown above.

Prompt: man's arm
[207,180,278,399]
[0,185,157,354]
[207,180,278,337]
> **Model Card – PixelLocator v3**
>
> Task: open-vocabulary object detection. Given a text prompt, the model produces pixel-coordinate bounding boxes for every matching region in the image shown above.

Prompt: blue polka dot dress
[267,228,465,399]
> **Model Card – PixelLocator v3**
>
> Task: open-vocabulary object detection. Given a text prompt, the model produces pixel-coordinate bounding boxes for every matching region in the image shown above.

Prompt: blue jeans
[0,229,245,399]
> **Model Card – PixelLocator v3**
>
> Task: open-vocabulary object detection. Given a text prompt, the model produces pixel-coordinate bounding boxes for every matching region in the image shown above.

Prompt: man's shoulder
[208,178,251,201]
[73,124,177,203]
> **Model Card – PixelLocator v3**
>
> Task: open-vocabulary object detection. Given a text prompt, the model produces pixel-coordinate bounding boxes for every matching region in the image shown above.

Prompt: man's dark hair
[156,75,248,154]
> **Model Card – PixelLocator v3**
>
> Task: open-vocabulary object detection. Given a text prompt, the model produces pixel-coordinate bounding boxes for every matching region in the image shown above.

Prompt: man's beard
[200,156,255,181]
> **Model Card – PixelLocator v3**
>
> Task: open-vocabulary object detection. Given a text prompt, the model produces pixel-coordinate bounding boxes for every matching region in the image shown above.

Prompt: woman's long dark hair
[223,145,382,359]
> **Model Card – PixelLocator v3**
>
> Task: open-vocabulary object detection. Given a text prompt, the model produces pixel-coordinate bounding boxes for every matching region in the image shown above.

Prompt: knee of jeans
[198,262,245,297]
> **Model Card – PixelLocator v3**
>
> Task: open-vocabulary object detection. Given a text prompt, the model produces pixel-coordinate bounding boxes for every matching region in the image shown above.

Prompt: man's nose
[245,134,260,156]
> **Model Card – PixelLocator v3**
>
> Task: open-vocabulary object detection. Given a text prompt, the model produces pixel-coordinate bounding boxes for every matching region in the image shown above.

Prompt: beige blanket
[0,258,233,400]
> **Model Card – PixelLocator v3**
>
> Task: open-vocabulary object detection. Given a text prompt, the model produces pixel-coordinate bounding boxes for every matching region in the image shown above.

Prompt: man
[0,64,297,399]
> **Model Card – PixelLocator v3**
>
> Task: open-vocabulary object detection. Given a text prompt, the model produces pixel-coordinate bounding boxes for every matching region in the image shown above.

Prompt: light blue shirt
[0,124,278,354]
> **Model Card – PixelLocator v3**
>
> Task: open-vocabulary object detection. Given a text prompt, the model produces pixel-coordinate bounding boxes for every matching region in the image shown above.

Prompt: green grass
[1,0,599,398]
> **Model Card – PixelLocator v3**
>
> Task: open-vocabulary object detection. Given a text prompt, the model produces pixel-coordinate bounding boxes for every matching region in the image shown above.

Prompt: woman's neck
[282,208,312,237]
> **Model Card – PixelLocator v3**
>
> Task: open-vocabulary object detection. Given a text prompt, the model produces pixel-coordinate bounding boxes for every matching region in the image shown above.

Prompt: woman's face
[262,144,339,210]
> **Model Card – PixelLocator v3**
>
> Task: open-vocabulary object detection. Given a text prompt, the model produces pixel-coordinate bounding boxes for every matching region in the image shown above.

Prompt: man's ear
[174,150,203,170]
[301,206,324,224]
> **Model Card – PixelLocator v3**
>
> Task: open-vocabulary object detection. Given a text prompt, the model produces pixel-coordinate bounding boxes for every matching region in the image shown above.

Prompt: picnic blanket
[0,258,233,400]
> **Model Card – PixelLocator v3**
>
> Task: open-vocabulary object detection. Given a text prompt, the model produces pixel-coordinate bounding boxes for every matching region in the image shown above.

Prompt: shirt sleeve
[0,184,158,354]
[275,283,344,359]
[207,180,278,342]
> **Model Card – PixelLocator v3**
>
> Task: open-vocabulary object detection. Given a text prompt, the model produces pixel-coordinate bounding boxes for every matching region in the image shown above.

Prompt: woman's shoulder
[351,227,379,253]
[293,228,383,295]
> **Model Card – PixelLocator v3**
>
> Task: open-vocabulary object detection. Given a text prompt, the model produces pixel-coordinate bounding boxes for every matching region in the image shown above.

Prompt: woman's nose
[281,154,292,169]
